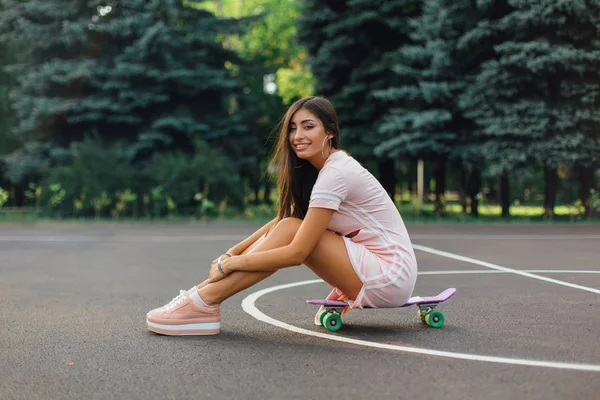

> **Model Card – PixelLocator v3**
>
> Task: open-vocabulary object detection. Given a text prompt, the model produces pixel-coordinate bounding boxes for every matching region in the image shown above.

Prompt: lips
[294,143,310,151]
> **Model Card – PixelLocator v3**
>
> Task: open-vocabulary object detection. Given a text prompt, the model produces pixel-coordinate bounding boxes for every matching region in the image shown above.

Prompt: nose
[290,129,303,143]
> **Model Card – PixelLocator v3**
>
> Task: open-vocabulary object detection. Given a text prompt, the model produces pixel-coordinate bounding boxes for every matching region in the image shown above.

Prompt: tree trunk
[577,165,598,218]
[458,168,468,214]
[434,158,447,214]
[378,158,396,199]
[264,178,272,205]
[499,173,510,217]
[10,183,24,207]
[543,164,557,217]
[471,196,479,217]
[253,176,261,206]
[468,170,481,218]
[458,166,481,217]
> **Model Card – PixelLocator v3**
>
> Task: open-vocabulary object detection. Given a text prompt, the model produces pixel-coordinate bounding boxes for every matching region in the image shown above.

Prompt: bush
[39,136,136,218]
[33,136,244,219]
[144,140,244,217]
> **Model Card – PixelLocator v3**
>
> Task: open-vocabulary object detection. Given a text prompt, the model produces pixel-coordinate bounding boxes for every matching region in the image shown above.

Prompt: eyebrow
[290,119,315,125]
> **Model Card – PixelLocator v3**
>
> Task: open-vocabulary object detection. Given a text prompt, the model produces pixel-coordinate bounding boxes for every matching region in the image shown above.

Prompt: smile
[294,143,310,151]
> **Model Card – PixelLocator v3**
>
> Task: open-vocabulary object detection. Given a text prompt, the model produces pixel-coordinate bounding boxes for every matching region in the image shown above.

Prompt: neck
[309,149,339,171]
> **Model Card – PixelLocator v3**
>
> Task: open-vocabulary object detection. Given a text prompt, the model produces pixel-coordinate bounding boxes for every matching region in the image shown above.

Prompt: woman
[146,96,418,335]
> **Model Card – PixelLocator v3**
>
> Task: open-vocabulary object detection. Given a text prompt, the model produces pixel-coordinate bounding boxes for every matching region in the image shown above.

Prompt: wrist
[221,256,234,275]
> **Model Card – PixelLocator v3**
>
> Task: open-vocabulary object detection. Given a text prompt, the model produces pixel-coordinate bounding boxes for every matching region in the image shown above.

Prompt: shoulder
[314,164,346,188]
[320,151,364,178]
[321,151,353,172]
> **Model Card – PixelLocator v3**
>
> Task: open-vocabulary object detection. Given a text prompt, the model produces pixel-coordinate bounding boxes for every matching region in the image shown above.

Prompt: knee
[272,217,302,240]
[275,217,302,231]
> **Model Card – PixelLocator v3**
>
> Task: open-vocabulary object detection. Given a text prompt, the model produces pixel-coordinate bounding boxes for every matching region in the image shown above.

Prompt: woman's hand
[210,251,235,266]
[208,254,234,283]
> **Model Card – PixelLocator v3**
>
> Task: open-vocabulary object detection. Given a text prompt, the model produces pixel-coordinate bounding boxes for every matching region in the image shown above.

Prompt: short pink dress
[308,150,418,309]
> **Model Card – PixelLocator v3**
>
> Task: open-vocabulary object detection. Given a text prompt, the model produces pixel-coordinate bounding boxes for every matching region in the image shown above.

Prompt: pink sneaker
[146,290,220,335]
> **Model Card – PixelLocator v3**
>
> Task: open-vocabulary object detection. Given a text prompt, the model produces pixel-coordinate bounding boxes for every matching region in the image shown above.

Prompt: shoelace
[163,290,187,311]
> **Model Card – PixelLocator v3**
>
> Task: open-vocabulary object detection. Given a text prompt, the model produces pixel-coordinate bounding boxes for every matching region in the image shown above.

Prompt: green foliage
[0,186,8,207]
[275,63,315,104]
[591,189,600,213]
[0,0,251,181]
[1,0,599,220]
[38,136,135,216]
[373,0,465,160]
[458,0,600,174]
[298,0,421,161]
[0,1,20,187]
[198,0,316,195]
[236,0,314,103]
[145,139,244,210]
[32,135,243,218]
[203,0,314,103]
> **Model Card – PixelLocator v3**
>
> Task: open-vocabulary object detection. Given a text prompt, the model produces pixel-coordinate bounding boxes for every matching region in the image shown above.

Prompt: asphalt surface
[1,222,599,400]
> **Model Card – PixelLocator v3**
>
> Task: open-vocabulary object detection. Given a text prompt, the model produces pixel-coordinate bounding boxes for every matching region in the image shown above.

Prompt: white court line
[411,235,600,240]
[413,244,600,295]
[0,235,248,242]
[241,280,600,372]
[419,270,600,275]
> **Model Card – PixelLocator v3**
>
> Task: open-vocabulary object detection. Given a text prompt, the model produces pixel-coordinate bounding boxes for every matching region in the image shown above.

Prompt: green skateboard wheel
[323,312,342,332]
[425,310,444,328]
[318,310,329,326]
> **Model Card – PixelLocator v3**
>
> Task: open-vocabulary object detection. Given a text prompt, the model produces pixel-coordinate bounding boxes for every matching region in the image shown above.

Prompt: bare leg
[194,230,270,292]
[198,218,363,305]
[197,218,298,304]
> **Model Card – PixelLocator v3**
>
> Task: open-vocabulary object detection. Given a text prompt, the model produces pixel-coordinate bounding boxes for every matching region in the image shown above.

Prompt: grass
[0,202,597,225]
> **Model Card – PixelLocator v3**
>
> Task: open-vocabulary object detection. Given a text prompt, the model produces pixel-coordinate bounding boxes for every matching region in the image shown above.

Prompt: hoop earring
[321,136,333,159]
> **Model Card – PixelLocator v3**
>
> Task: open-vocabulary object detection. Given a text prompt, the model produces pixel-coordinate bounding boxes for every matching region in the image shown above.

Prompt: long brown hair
[269,96,341,220]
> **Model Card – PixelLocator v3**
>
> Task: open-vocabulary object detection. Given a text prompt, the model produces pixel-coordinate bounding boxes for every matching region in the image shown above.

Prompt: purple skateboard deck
[307,288,456,308]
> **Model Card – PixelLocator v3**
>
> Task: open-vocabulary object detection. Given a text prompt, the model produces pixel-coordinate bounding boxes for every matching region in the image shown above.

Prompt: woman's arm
[217,208,334,276]
[225,217,278,256]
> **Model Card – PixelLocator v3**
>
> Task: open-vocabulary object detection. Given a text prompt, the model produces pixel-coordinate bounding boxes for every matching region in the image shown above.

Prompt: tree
[497,0,600,217]
[374,0,478,214]
[0,25,18,196]
[457,0,517,217]
[208,0,315,205]
[458,0,600,218]
[298,0,421,198]
[0,0,251,194]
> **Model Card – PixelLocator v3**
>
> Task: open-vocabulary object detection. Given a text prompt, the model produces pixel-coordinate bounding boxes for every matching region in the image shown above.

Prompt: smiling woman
[146,96,419,336]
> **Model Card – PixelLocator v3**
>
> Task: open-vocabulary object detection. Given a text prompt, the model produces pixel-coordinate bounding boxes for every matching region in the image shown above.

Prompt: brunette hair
[269,96,340,220]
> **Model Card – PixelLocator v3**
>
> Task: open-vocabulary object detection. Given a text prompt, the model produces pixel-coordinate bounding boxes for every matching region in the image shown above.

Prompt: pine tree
[459,0,600,217]
[215,0,311,205]
[501,0,600,216]
[0,0,252,185]
[298,0,420,197]
[0,1,17,159]
[457,0,517,217]
[374,0,480,214]
[0,1,14,202]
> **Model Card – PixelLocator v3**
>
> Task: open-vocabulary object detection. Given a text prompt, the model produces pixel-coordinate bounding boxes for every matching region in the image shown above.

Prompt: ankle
[197,288,220,306]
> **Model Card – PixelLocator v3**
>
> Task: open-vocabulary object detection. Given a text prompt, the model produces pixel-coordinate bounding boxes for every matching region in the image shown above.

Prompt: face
[288,109,331,160]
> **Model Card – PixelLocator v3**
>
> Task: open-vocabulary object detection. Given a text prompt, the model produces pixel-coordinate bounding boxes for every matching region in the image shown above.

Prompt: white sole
[146,319,220,335]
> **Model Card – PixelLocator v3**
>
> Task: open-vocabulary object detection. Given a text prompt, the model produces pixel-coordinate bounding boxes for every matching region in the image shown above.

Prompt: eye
[288,127,296,133]
[304,125,313,130]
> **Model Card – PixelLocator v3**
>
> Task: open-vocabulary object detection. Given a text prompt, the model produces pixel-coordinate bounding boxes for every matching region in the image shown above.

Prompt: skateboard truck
[416,303,444,328]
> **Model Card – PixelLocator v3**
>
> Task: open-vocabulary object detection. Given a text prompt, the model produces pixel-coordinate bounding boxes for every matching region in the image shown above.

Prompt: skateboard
[307,288,456,332]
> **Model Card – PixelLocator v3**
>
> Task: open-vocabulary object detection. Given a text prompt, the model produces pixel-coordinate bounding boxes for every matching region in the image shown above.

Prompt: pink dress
[308,150,418,309]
